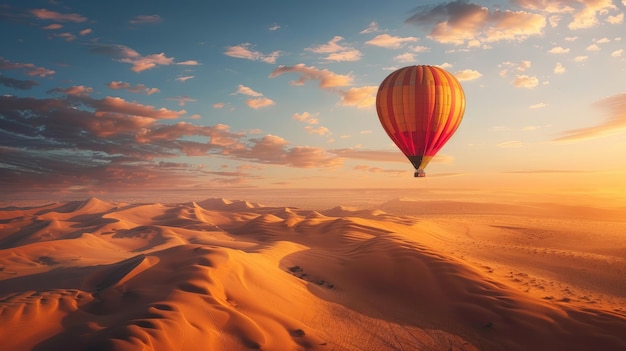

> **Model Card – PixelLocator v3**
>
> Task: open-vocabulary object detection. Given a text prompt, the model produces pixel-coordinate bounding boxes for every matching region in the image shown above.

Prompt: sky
[1,0,626,204]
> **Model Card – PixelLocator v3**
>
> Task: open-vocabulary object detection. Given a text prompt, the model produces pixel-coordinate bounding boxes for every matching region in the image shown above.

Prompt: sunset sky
[1,0,626,203]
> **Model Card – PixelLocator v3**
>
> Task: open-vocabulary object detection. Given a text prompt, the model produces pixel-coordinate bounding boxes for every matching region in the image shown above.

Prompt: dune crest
[1,198,625,350]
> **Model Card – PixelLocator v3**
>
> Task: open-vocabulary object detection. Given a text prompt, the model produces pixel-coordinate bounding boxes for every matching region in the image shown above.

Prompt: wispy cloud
[305,36,362,62]
[232,85,263,97]
[29,8,87,22]
[231,85,275,109]
[176,75,195,82]
[269,64,352,87]
[0,76,39,90]
[0,57,55,77]
[107,81,160,95]
[292,112,319,124]
[554,93,626,142]
[365,34,418,49]
[129,14,162,24]
[360,21,380,34]
[224,43,281,64]
[167,96,197,106]
[89,44,200,72]
[48,85,93,96]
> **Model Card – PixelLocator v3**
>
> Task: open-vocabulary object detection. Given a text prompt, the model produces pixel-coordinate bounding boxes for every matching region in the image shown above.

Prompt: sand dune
[1,197,625,350]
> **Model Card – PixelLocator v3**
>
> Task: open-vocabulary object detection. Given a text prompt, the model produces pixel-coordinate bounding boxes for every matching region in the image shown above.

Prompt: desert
[1,192,625,351]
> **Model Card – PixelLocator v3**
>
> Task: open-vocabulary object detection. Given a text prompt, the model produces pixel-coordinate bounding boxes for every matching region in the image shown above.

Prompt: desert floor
[1,192,625,350]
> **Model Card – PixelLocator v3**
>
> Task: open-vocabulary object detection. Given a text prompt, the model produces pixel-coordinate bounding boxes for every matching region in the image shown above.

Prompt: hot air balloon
[376,65,465,177]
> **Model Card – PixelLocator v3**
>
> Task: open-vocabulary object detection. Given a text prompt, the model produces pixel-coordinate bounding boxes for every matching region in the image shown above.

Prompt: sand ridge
[1,197,625,350]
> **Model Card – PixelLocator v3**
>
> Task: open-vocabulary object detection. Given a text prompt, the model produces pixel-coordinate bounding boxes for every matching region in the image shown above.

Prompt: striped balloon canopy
[376,65,465,177]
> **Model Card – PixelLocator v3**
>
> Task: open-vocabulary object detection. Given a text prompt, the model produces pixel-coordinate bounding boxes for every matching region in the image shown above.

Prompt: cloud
[232,135,341,168]
[292,112,319,124]
[176,75,195,82]
[360,21,380,34]
[340,86,377,108]
[233,84,263,97]
[406,1,545,45]
[79,28,92,36]
[246,97,275,109]
[454,69,482,81]
[554,62,566,74]
[213,102,225,109]
[395,53,416,63]
[554,93,626,142]
[304,126,330,136]
[268,23,281,31]
[269,64,352,88]
[29,8,86,22]
[511,75,539,88]
[54,32,76,41]
[529,102,548,109]
[129,15,162,24]
[305,36,362,62]
[0,76,39,90]
[548,46,570,54]
[224,43,281,64]
[48,85,93,96]
[42,24,62,30]
[107,81,160,95]
[167,96,197,106]
[612,49,624,57]
[365,34,419,49]
[0,57,55,77]
[88,44,200,72]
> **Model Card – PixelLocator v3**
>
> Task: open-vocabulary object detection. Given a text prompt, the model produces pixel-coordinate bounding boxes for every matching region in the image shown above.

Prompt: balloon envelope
[376,65,465,177]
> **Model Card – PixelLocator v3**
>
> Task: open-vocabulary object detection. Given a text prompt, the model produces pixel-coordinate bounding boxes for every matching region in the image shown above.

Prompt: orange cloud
[406,1,545,45]
[167,96,197,106]
[107,81,160,95]
[30,8,87,22]
[555,93,626,142]
[246,97,275,109]
[48,85,93,96]
[89,44,200,72]
[269,64,353,88]
[224,43,281,64]
[91,96,186,119]
[340,86,377,108]
[365,34,419,48]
